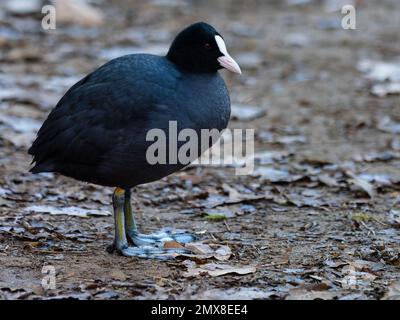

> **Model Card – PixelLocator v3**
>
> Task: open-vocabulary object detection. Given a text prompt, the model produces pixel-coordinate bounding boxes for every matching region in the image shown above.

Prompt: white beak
[215,35,242,75]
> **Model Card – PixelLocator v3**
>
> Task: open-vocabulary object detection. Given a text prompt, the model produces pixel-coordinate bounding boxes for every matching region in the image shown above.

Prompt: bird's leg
[110,187,167,259]
[111,187,129,252]
[124,188,138,235]
[124,188,196,247]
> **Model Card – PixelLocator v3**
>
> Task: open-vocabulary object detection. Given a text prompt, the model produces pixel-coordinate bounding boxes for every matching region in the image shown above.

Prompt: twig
[223,220,231,232]
[360,221,376,236]
[371,216,389,227]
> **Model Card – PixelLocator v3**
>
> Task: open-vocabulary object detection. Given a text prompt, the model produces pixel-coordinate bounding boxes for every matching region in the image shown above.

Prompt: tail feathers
[28,145,34,155]
[29,161,56,174]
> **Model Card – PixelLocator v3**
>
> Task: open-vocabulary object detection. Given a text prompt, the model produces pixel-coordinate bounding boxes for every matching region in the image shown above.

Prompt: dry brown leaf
[184,242,232,261]
[24,205,111,217]
[163,240,184,249]
[109,269,128,281]
[222,183,265,204]
[184,263,256,277]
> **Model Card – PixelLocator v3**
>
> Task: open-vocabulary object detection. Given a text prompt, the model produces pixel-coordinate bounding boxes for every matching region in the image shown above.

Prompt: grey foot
[127,228,196,246]
[120,245,187,260]
[108,228,196,260]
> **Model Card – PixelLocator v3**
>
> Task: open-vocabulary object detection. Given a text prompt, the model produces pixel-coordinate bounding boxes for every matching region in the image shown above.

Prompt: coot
[29,22,241,258]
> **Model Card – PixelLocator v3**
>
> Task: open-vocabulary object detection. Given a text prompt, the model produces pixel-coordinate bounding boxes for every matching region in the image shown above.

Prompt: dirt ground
[0,0,399,300]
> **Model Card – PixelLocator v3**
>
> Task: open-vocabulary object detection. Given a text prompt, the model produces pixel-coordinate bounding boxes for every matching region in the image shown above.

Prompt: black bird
[29,22,241,258]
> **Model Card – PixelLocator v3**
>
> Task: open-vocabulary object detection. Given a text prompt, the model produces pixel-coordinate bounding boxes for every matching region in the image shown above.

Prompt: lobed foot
[111,188,197,259]
[127,228,196,246]
[120,244,187,260]
[109,228,196,260]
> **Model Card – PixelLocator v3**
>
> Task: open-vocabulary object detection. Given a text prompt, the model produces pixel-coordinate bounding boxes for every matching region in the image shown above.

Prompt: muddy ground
[0,0,399,300]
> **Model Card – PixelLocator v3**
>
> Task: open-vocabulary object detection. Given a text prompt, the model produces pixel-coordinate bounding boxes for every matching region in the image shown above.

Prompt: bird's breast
[175,73,230,132]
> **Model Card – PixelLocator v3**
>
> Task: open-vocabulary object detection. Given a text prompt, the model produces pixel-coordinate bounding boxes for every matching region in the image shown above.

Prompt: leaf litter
[0,0,400,300]
[24,205,111,217]
[183,260,256,277]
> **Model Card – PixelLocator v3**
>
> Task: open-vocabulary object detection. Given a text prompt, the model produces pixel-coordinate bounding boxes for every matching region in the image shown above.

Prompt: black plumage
[29,23,232,188]
[29,22,241,258]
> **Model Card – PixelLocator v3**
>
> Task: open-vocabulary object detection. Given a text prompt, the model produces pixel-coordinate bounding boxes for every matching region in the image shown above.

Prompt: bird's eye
[204,43,212,50]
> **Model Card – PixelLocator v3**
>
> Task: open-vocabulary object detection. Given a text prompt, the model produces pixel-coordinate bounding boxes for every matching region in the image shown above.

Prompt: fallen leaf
[371,82,400,97]
[193,287,277,300]
[253,150,290,165]
[163,240,184,249]
[252,167,303,183]
[110,269,128,281]
[184,242,232,261]
[391,137,400,150]
[276,135,306,144]
[222,183,265,204]
[317,174,339,187]
[388,209,400,227]
[358,172,397,187]
[230,104,266,121]
[358,59,400,81]
[0,114,41,132]
[24,205,111,217]
[184,263,256,277]
[353,151,397,163]
[382,281,400,300]
[1,130,36,148]
[324,260,348,268]
[200,187,267,209]
[286,288,337,300]
[347,175,376,198]
[185,242,215,255]
[213,246,232,261]
[378,116,400,134]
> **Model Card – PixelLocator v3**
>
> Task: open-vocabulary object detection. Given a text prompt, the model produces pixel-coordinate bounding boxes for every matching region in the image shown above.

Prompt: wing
[29,55,179,175]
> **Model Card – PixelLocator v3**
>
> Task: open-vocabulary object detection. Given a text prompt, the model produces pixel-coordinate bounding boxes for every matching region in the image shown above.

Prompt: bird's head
[167,22,242,75]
